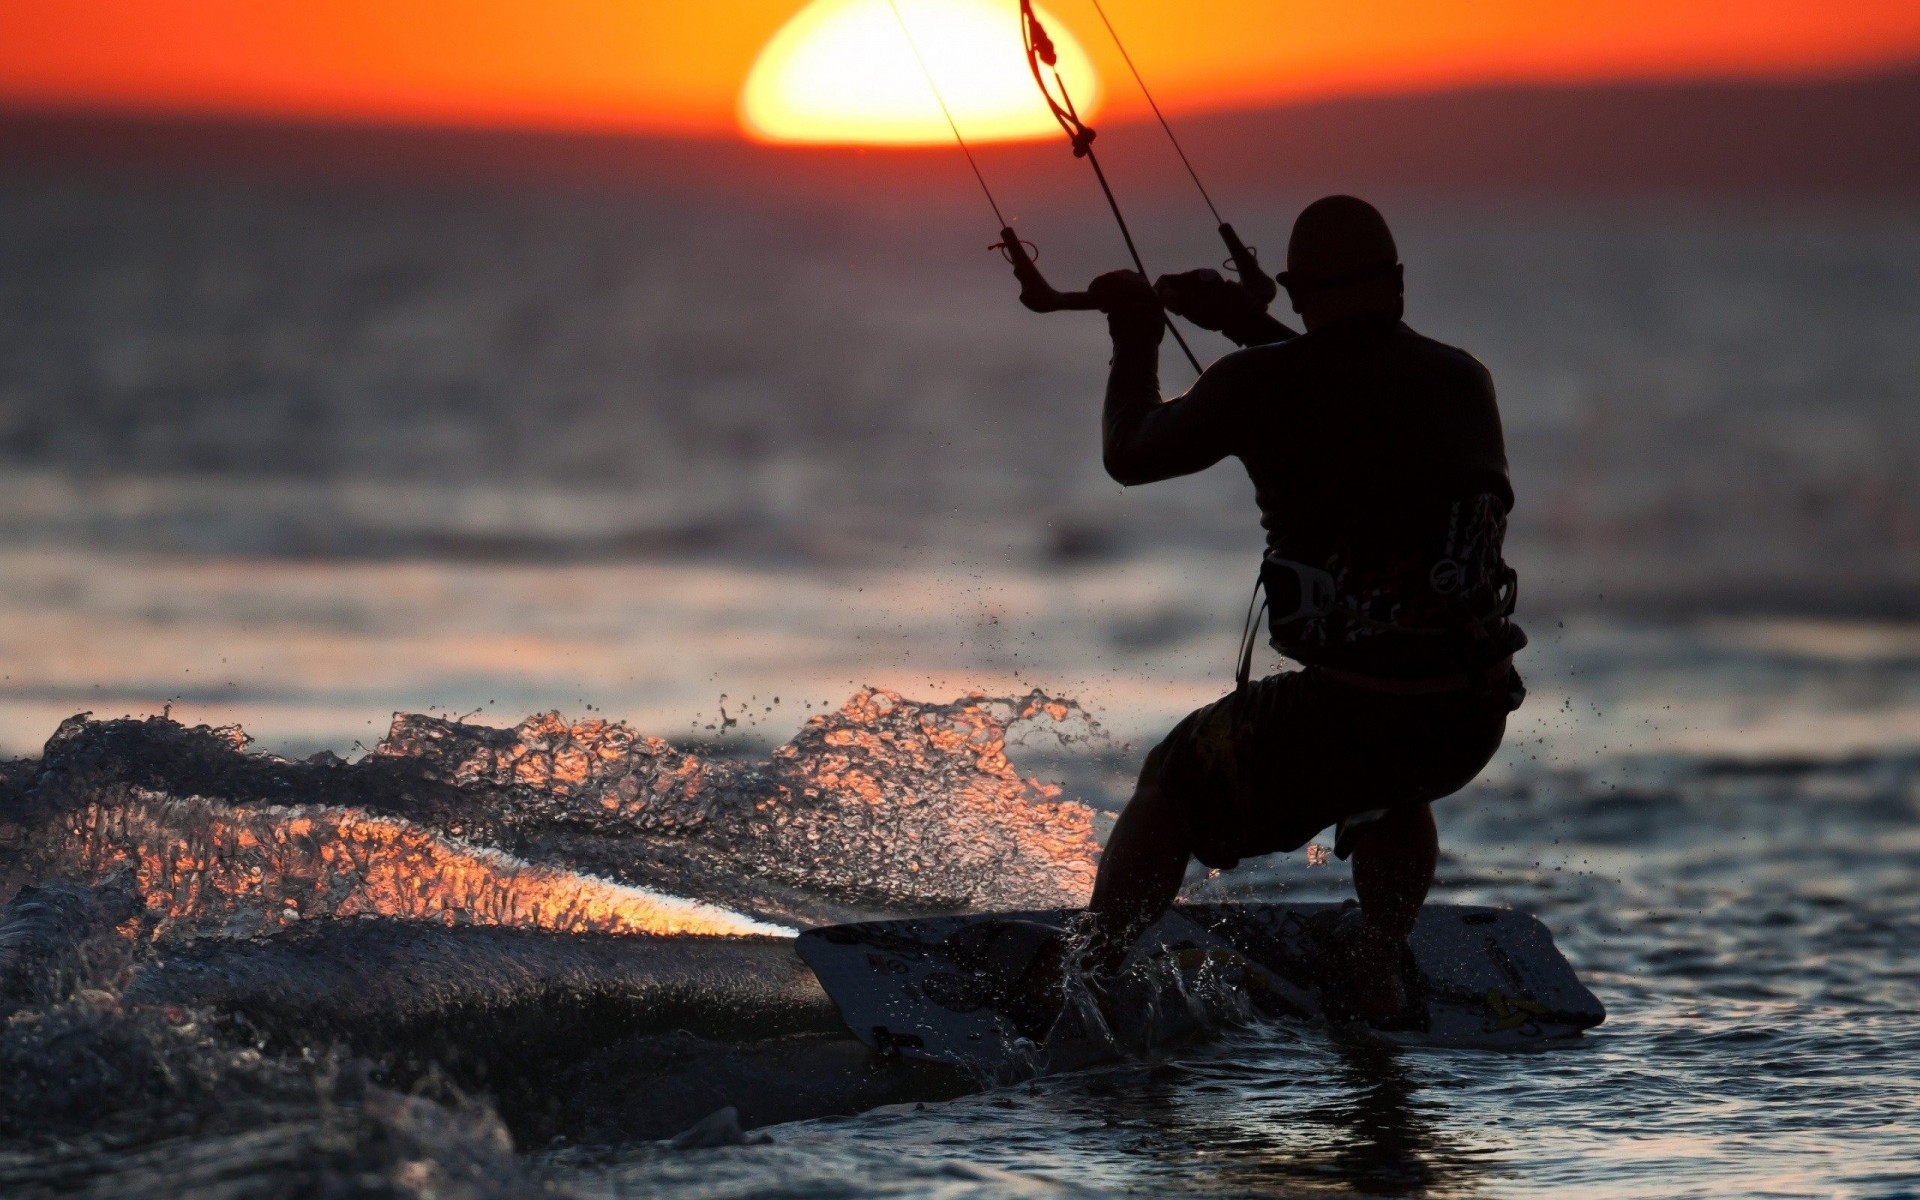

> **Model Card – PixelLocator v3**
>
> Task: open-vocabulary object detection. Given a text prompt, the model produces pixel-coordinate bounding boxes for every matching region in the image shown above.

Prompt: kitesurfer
[1027,196,1526,1030]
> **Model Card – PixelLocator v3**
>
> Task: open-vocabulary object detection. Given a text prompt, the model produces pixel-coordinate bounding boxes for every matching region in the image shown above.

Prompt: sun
[740,0,1101,146]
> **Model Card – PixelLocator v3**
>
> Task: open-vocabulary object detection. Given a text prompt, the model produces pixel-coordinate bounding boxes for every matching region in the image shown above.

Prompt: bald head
[1279,196,1404,329]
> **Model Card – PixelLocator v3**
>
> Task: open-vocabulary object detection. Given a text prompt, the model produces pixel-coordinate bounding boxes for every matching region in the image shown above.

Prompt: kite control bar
[997,225,1272,314]
[892,0,1246,369]
[993,228,1101,312]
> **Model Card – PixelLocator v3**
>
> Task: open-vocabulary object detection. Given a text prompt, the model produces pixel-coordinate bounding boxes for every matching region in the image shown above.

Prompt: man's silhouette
[1048,196,1526,1023]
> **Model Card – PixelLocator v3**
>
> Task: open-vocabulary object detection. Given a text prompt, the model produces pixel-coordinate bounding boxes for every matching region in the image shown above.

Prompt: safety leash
[1233,572,1269,696]
[1082,0,1276,304]
[1017,0,1201,372]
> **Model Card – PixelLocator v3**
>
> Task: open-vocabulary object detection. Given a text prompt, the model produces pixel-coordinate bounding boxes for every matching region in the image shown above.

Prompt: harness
[1232,551,1520,696]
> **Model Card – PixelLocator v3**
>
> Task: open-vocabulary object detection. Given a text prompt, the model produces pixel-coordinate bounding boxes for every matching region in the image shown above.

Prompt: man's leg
[1085,767,1191,976]
[1343,801,1438,1019]
[1003,746,1193,1037]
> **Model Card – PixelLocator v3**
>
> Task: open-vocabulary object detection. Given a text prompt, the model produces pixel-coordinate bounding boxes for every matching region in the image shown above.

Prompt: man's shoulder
[1216,338,1298,367]
[1208,322,1493,394]
[1195,339,1298,387]
[1394,324,1495,389]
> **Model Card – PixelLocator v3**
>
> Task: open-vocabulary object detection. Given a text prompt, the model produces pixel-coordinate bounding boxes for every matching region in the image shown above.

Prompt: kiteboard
[796,903,1604,1072]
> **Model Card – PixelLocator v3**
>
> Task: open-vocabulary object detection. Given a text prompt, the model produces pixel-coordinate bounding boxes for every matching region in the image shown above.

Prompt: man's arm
[1094,273,1252,487]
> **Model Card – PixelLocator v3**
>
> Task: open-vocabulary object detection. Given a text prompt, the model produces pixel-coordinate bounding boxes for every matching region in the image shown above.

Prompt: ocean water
[0,167,1917,1197]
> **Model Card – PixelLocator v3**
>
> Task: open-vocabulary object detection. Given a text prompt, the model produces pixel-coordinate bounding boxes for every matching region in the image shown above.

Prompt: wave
[0,687,1113,1182]
[0,687,1101,1185]
[0,679,1113,1175]
[1,688,1101,936]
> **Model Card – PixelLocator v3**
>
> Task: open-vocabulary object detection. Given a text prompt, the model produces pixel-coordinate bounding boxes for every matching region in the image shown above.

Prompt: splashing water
[1,687,1102,940]
[0,689,1109,1192]
[27,794,787,940]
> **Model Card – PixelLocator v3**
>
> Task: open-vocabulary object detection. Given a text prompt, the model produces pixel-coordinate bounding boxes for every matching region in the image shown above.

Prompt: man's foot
[1339,922,1411,1021]
[999,932,1071,1042]
[1316,910,1420,1027]
[941,920,1074,1041]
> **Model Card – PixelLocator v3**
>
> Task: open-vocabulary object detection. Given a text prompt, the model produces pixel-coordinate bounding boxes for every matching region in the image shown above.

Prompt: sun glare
[740,0,1101,145]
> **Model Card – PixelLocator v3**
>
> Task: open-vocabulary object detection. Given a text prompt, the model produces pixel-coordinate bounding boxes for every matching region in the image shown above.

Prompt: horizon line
[4,56,1917,150]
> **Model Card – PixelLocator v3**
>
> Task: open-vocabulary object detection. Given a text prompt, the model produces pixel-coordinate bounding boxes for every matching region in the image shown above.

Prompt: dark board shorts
[1148,666,1524,870]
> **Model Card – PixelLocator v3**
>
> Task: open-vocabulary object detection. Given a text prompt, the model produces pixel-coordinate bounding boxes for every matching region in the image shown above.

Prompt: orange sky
[4,0,1920,138]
